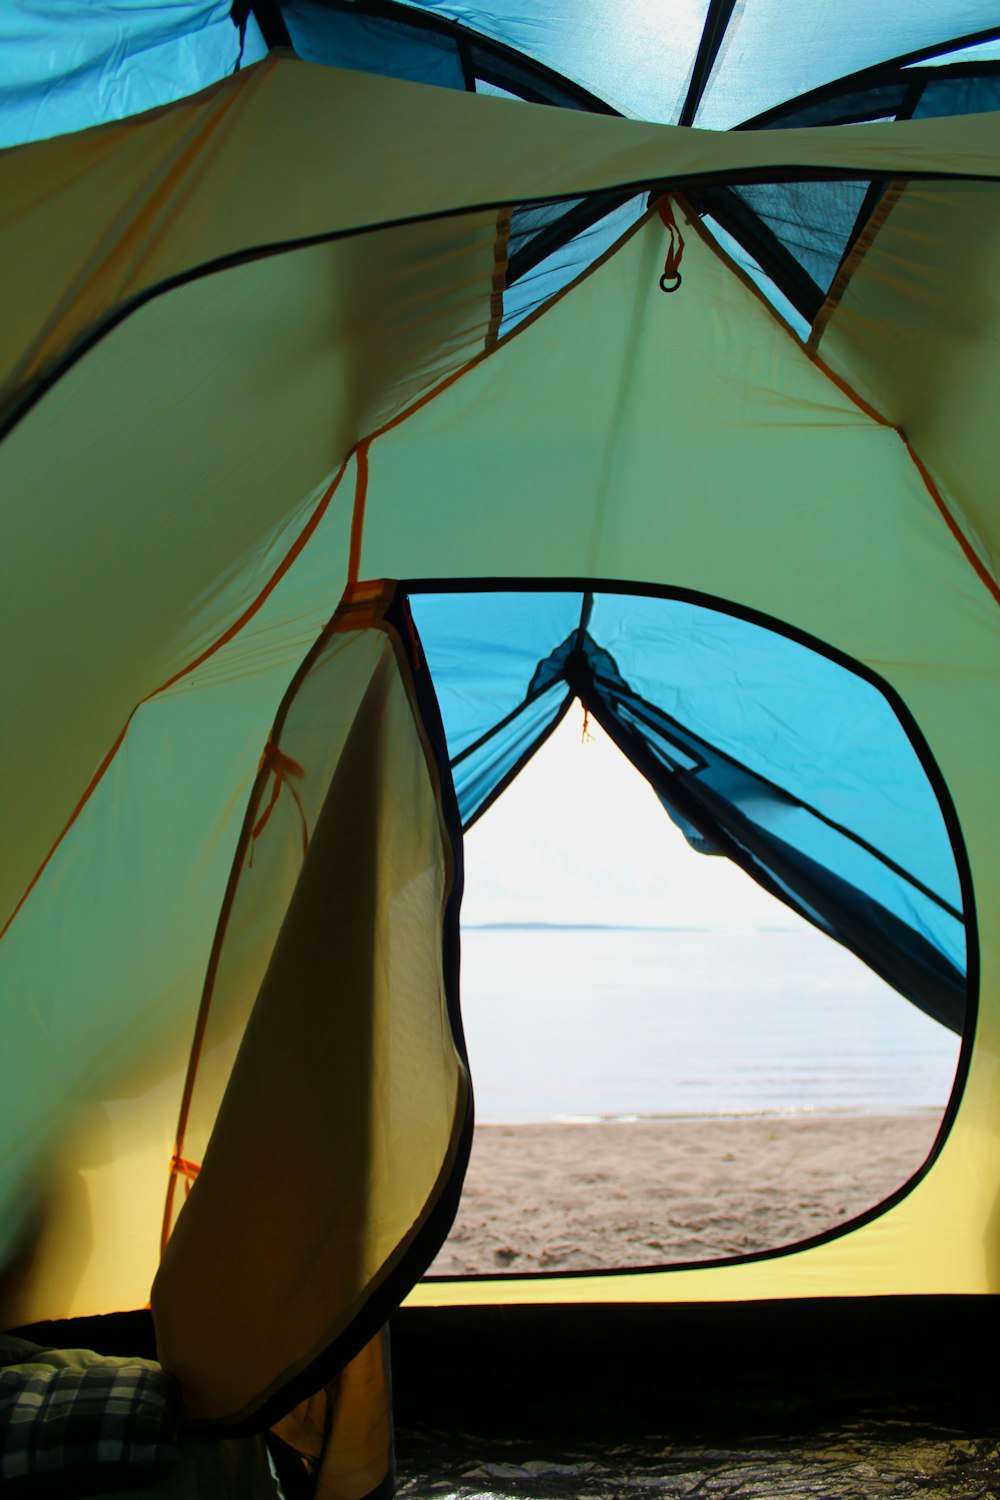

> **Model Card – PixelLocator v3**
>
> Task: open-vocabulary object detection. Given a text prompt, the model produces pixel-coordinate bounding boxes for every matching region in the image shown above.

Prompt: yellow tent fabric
[815,179,1000,587]
[7,53,999,425]
[152,589,467,1426]
[1,52,999,1417]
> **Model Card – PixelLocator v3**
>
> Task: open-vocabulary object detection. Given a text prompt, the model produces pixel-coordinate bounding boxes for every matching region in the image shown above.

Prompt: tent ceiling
[388,1,1000,125]
[5,3,1000,337]
[245,0,1000,329]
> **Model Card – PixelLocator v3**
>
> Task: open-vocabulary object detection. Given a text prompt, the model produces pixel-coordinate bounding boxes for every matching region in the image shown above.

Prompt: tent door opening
[404,583,970,1280]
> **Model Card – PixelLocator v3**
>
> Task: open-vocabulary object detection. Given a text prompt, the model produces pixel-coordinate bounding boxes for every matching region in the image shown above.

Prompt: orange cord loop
[249,740,309,865]
[658,196,685,293]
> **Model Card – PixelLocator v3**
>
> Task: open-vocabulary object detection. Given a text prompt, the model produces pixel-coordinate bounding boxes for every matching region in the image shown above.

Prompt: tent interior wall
[1,0,999,1483]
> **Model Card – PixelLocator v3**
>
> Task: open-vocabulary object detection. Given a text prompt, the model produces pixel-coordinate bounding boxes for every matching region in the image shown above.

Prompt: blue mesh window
[280,0,466,87]
[698,217,811,339]
[501,196,647,338]
[717,181,871,310]
[913,73,1000,116]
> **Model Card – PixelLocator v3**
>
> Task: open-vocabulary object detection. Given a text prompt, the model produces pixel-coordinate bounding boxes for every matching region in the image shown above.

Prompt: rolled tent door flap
[152,584,470,1430]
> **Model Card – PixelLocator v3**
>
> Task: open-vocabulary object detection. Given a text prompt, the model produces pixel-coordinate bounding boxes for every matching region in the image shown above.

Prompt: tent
[2,0,999,1483]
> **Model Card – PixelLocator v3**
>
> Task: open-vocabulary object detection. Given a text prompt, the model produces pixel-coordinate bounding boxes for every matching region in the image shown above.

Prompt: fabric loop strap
[249,740,309,864]
[658,196,685,293]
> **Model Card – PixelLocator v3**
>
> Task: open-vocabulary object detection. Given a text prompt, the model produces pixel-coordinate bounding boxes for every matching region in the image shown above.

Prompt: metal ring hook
[659,270,682,294]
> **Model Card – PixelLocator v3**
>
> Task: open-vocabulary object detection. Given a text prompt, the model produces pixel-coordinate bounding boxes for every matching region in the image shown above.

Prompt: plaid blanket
[0,1340,181,1496]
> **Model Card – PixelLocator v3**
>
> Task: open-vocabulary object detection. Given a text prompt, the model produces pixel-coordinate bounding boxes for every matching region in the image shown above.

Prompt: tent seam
[342,203,658,585]
[0,455,352,948]
[484,206,512,354]
[160,587,390,1258]
[808,180,905,352]
[680,195,1000,609]
[159,593,475,1432]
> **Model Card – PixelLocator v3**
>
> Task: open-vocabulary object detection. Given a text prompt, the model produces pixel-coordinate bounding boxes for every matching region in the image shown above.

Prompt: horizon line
[461,920,799,933]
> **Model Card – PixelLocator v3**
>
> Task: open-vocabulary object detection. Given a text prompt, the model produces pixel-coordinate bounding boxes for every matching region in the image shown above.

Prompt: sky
[461,703,810,932]
[457,703,961,1121]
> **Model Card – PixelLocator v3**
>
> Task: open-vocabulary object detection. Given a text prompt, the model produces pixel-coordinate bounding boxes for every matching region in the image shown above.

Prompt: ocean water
[458,924,963,1122]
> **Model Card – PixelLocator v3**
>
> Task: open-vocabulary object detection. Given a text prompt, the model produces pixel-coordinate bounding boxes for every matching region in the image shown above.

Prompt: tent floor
[391,1300,1000,1499]
[13,1300,1000,1496]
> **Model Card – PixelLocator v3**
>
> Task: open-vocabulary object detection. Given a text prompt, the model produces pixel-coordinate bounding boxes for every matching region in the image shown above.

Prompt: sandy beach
[427,1111,944,1276]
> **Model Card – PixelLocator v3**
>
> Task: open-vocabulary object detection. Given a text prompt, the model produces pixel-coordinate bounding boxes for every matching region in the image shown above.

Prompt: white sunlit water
[459,924,962,1122]
[457,711,963,1126]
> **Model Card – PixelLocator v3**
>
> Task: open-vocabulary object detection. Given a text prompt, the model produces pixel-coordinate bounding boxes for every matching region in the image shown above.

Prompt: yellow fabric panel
[152,617,467,1425]
[167,621,393,1227]
[0,203,493,934]
[0,652,293,1326]
[815,179,1000,591]
[0,476,353,1324]
[5,52,1000,424]
[273,1331,392,1500]
[0,1077,187,1329]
